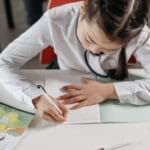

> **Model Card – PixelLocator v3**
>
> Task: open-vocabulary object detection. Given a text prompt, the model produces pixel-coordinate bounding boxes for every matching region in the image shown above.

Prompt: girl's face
[77,14,124,54]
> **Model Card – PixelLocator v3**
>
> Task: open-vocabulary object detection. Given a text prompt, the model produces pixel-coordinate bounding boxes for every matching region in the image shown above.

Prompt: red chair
[39,0,136,65]
[39,0,81,65]
[128,55,136,64]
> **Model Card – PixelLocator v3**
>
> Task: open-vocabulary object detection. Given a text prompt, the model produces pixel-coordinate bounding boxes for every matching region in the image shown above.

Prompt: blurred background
[0,0,149,69]
[0,0,48,69]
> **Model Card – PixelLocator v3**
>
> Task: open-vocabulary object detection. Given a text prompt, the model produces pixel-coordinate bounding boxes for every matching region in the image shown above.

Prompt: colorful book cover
[0,103,34,150]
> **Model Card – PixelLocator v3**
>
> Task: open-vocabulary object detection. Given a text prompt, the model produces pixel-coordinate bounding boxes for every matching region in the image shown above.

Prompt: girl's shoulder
[46,1,82,21]
[126,25,149,56]
[131,25,150,47]
[141,25,150,37]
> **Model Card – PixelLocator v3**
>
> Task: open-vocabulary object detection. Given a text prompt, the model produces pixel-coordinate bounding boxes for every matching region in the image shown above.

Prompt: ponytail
[108,47,128,80]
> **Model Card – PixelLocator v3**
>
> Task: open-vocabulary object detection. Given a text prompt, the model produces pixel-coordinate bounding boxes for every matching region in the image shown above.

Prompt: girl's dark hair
[84,0,148,80]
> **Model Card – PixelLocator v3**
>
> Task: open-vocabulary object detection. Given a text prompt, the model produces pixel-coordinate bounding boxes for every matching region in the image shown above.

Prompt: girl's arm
[0,10,53,110]
[114,29,150,105]
[114,79,150,105]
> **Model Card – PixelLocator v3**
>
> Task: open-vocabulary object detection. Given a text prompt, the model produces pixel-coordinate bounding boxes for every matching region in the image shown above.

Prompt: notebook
[44,70,100,124]
[44,69,150,124]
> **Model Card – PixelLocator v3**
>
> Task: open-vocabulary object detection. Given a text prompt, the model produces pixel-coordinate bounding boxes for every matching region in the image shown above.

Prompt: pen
[97,142,133,150]
[37,85,62,115]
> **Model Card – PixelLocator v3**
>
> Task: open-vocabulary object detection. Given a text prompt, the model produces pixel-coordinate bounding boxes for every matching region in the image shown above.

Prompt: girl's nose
[90,48,100,54]
[84,48,99,54]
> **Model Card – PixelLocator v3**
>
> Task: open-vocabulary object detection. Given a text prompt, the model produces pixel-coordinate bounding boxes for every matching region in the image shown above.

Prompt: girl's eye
[85,38,90,44]
[85,38,93,45]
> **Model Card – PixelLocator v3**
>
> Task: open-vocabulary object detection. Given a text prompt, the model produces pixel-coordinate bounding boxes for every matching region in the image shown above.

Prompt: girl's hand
[58,78,118,109]
[33,95,68,123]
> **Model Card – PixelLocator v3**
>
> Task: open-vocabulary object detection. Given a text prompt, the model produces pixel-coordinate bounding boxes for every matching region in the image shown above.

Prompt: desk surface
[16,120,150,150]
[2,69,150,150]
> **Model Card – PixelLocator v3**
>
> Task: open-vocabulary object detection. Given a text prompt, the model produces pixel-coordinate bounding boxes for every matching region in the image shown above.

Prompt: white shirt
[0,2,150,109]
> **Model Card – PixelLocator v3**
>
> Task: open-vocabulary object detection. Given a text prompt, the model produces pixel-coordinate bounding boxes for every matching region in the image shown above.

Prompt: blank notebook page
[45,72,100,124]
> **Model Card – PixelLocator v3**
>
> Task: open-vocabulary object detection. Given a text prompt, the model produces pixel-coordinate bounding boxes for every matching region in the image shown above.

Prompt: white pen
[97,142,133,150]
[37,85,62,115]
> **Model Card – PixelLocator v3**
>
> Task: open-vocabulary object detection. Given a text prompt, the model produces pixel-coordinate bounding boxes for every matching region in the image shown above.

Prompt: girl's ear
[80,1,87,16]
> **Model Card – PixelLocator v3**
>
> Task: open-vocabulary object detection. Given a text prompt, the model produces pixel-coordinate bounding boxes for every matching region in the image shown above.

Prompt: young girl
[0,0,149,122]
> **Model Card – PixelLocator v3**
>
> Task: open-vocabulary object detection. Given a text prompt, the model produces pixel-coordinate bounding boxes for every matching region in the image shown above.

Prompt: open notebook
[44,69,150,124]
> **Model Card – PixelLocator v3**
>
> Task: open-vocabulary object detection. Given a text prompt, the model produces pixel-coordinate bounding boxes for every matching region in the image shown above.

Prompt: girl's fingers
[62,84,81,91]
[56,102,68,117]
[46,105,66,122]
[57,90,81,100]
[43,112,57,122]
[71,100,88,110]
[71,97,100,110]
[57,94,74,100]
[63,95,86,104]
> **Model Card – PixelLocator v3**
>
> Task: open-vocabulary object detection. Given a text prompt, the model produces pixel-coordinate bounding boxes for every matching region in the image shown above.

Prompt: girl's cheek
[78,36,88,49]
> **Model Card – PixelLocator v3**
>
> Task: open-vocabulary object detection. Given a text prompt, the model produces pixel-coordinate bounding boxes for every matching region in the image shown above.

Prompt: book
[0,103,34,150]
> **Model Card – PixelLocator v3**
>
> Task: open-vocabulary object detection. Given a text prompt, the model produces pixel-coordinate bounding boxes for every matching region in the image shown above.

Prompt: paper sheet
[45,72,100,124]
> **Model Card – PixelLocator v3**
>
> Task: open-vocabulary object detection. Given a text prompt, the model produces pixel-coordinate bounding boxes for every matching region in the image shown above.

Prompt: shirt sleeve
[0,10,53,110]
[114,28,150,105]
